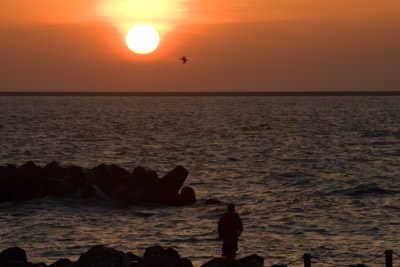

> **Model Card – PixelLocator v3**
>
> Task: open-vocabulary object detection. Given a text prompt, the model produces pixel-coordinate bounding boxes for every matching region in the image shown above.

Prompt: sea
[0,95,399,267]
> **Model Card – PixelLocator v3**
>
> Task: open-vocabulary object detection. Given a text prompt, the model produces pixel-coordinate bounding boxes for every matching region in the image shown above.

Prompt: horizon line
[0,91,400,96]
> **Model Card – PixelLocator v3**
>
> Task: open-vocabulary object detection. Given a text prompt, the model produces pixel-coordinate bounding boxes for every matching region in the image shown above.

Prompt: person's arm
[237,215,243,235]
[218,214,226,238]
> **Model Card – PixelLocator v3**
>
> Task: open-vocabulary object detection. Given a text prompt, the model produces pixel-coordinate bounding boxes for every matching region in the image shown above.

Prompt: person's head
[227,203,235,212]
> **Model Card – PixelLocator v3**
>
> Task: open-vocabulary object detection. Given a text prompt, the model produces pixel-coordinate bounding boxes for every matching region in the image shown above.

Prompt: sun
[126,25,160,54]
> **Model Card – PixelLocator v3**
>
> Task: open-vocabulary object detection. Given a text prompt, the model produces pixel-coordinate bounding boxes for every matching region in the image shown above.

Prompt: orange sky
[0,0,399,92]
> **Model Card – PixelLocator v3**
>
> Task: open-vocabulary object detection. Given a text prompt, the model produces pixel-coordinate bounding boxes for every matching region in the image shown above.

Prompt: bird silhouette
[179,56,188,64]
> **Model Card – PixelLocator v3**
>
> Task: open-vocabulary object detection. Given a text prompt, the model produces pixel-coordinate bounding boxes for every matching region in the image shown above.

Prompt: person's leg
[222,240,228,257]
[221,247,227,257]
[223,236,238,258]
[230,249,236,258]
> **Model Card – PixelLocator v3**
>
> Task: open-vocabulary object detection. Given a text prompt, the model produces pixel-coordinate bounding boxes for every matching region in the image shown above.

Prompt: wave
[330,183,398,197]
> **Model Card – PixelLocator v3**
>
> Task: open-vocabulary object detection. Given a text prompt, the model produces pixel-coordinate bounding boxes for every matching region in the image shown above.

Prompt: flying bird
[179,56,188,64]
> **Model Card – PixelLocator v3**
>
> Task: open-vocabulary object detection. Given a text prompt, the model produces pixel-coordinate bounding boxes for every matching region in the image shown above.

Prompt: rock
[201,258,241,267]
[42,161,67,178]
[160,165,188,194]
[132,166,158,180]
[90,164,112,187]
[116,166,189,205]
[138,257,176,267]
[89,164,131,194]
[0,175,45,202]
[77,245,130,267]
[49,259,73,267]
[26,177,47,199]
[79,184,96,199]
[64,172,89,192]
[140,246,192,267]
[205,198,221,205]
[0,164,17,178]
[143,246,165,259]
[201,255,264,267]
[137,165,188,204]
[139,257,193,267]
[238,254,264,267]
[0,247,34,267]
[132,166,146,177]
[64,165,84,177]
[180,187,197,204]
[109,164,130,178]
[164,248,180,260]
[36,176,74,197]
[18,161,41,177]
[0,247,27,263]
[0,175,28,202]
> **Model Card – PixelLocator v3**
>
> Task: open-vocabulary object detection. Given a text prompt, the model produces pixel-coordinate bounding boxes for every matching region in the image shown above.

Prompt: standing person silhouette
[218,203,243,258]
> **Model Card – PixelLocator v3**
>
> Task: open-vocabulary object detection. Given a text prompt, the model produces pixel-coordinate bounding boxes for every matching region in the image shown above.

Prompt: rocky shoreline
[0,162,202,206]
[0,246,264,267]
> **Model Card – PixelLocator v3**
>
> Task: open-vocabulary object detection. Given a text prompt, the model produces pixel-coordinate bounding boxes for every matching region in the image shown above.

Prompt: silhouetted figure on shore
[218,203,243,258]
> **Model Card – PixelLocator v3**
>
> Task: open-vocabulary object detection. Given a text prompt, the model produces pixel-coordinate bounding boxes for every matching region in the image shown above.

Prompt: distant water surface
[0,96,400,266]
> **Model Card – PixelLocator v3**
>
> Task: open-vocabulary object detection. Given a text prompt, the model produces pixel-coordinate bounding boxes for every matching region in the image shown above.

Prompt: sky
[0,0,399,92]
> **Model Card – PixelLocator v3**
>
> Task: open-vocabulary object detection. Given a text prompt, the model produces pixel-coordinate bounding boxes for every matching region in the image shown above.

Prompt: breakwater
[0,161,197,206]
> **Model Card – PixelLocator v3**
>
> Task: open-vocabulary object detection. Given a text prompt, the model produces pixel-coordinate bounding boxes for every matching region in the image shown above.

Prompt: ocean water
[0,96,400,266]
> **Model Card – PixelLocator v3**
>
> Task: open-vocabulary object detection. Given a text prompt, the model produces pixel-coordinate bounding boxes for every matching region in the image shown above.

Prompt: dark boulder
[77,245,130,267]
[160,165,188,194]
[201,258,241,267]
[238,254,264,267]
[87,164,108,192]
[164,247,180,260]
[180,186,197,204]
[89,164,131,194]
[90,164,110,183]
[42,161,67,178]
[139,257,192,267]
[18,161,41,177]
[79,184,96,199]
[143,246,180,260]
[112,165,192,205]
[143,246,165,259]
[201,255,264,267]
[64,165,84,177]
[0,174,44,202]
[64,172,89,192]
[139,165,188,204]
[132,166,146,177]
[109,164,130,178]
[36,176,74,197]
[0,176,26,202]
[26,176,47,199]
[0,164,17,178]
[140,246,192,267]
[0,247,27,263]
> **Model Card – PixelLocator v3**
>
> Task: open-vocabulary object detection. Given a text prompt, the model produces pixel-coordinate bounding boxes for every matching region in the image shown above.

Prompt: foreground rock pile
[0,246,264,267]
[0,161,197,205]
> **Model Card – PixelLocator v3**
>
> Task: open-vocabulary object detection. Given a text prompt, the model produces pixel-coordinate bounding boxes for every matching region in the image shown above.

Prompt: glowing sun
[126,25,160,54]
